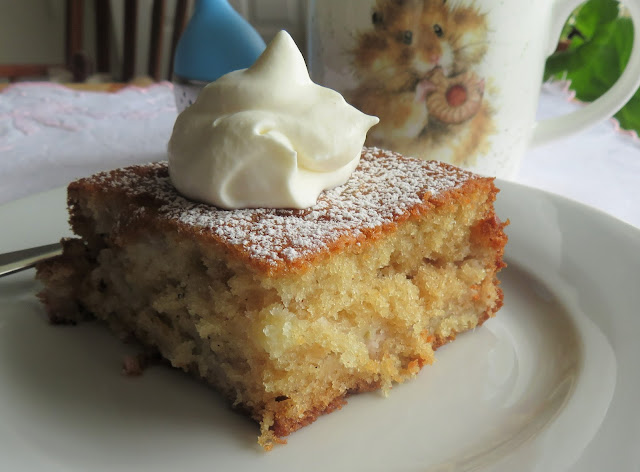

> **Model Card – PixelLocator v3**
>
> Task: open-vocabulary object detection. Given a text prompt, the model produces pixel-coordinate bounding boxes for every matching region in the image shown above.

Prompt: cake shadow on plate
[0,288,261,451]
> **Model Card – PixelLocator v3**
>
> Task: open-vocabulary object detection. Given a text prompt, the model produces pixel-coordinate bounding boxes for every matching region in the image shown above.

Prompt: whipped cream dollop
[168,30,379,209]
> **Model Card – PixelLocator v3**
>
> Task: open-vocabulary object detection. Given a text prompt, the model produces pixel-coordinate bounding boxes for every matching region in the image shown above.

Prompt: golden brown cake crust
[67,147,492,276]
[39,147,508,449]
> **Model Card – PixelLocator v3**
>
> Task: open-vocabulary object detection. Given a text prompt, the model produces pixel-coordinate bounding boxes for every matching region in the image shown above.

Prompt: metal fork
[0,243,62,277]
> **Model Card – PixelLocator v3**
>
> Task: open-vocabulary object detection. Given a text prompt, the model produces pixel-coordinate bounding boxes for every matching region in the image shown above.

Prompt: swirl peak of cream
[168,30,379,209]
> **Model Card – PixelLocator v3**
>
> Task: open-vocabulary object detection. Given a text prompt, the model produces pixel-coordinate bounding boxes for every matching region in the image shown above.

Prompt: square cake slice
[36,147,507,449]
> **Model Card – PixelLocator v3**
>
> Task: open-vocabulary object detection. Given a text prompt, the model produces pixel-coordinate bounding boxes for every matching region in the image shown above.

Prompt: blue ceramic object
[173,0,266,111]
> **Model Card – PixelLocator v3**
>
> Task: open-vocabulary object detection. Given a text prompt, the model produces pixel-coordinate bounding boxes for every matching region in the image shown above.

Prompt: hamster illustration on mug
[348,0,495,166]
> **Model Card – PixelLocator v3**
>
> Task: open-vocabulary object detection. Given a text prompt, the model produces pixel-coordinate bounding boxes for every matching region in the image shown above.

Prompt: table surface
[1,80,639,229]
[0,82,125,93]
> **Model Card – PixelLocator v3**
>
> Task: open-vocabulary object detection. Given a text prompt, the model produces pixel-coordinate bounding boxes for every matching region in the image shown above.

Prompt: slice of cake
[36,147,507,449]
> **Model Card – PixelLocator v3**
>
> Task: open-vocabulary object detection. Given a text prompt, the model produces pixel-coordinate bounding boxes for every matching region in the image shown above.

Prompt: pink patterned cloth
[1,80,639,228]
[0,82,177,204]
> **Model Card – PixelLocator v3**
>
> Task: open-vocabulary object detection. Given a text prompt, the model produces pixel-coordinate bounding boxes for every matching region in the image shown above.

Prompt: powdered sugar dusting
[81,148,472,271]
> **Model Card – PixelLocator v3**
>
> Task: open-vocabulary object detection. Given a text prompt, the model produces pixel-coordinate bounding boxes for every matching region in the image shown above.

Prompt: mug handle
[531,0,640,146]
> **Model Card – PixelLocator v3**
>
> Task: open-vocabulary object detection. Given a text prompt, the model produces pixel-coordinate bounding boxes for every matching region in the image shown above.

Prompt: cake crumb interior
[36,149,507,450]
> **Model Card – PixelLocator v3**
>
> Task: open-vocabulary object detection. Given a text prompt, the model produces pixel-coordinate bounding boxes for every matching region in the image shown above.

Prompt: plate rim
[0,181,639,471]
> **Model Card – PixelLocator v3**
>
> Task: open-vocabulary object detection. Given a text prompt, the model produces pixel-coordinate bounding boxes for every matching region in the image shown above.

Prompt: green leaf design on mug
[544,0,639,134]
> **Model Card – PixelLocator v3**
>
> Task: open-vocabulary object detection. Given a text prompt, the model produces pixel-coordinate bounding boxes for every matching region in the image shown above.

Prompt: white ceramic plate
[0,182,638,472]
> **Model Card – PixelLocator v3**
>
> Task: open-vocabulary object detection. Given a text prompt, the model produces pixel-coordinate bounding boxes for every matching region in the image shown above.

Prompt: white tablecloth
[1,81,639,229]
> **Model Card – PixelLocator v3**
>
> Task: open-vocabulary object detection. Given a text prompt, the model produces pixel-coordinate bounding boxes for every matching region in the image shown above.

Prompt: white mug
[307,0,640,178]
